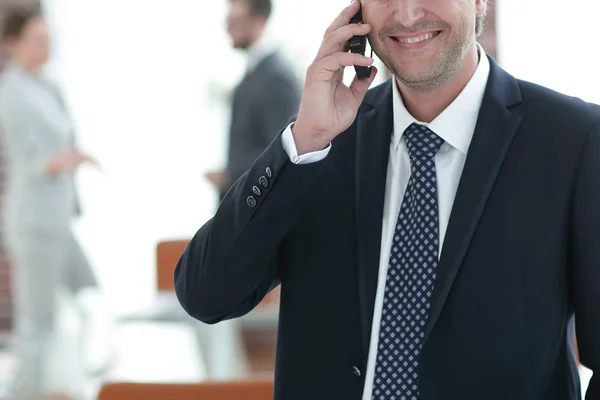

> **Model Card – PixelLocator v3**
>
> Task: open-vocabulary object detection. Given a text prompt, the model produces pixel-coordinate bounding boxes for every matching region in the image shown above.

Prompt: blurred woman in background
[0,6,111,400]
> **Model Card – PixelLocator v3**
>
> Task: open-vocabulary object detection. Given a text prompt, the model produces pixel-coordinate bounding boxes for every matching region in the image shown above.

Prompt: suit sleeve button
[252,186,262,196]
[259,176,268,188]
[247,196,257,208]
[265,167,272,178]
[352,366,362,377]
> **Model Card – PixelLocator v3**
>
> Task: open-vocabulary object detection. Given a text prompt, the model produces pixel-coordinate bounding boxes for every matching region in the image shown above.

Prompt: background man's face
[226,1,256,50]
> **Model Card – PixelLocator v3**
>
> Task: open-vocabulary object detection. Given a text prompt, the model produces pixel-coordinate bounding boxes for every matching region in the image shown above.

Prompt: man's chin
[379,52,434,78]
[233,40,252,51]
[390,62,433,82]
[391,66,448,92]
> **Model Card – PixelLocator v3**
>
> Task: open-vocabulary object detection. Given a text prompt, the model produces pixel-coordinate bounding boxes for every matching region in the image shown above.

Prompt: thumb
[349,66,378,103]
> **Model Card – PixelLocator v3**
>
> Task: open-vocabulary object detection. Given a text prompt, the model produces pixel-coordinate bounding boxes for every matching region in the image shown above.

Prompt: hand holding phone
[348,3,371,80]
[292,1,378,155]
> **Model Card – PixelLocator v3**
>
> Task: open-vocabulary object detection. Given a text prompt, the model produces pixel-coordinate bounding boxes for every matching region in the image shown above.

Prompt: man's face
[363,0,487,92]
[226,1,256,50]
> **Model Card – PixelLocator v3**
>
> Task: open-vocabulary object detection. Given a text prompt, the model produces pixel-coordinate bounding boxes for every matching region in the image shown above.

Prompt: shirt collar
[391,43,490,155]
[246,33,275,73]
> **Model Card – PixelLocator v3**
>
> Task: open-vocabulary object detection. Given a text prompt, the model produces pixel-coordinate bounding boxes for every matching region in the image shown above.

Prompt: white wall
[496,0,600,104]
[42,0,226,314]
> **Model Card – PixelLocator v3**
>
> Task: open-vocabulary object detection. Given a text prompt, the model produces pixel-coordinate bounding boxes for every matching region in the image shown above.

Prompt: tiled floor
[0,292,207,400]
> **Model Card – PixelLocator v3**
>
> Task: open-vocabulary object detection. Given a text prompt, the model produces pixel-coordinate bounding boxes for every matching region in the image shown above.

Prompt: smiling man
[175,1,600,399]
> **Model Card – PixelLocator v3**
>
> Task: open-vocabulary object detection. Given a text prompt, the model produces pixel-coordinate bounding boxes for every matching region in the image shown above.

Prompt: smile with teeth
[394,31,440,44]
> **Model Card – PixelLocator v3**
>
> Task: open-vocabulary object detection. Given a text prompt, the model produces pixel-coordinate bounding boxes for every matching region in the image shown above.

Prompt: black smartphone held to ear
[348,2,371,80]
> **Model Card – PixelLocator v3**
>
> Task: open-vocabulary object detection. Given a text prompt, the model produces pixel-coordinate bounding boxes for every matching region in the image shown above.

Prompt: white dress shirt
[246,33,276,73]
[281,45,490,398]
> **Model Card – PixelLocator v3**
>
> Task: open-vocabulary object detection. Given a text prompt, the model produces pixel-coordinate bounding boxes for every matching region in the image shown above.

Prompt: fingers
[349,65,378,101]
[315,23,371,62]
[85,156,99,166]
[324,1,362,38]
[314,52,374,75]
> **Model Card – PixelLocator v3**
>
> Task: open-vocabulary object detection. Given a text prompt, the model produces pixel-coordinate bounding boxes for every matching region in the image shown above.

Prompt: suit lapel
[422,57,523,345]
[355,80,394,358]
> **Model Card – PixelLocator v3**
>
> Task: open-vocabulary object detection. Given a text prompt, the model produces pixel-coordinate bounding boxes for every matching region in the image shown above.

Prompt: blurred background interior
[0,0,596,398]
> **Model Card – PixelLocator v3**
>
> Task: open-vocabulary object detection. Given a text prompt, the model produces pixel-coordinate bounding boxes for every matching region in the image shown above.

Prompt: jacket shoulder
[517,79,600,128]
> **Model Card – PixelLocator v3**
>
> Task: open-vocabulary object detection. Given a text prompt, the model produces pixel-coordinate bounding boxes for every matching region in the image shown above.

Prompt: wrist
[291,122,329,155]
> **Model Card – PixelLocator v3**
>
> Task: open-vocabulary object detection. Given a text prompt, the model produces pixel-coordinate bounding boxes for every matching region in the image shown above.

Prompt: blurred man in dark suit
[205,0,300,199]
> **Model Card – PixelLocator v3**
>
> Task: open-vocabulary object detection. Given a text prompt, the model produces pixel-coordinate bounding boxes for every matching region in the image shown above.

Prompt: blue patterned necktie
[372,123,444,400]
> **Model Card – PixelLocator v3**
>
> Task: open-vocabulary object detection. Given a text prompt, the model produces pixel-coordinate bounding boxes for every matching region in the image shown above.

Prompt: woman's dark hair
[2,6,42,41]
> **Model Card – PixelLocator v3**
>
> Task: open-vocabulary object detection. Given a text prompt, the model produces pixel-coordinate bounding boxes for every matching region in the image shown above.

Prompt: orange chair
[97,380,274,400]
[156,238,280,317]
[155,239,280,306]
[156,239,189,292]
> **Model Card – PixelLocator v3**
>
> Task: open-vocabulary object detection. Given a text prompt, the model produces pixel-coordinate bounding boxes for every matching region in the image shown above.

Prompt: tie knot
[405,123,444,159]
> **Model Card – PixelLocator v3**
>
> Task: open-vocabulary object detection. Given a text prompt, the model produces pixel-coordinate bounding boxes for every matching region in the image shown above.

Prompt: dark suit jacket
[223,52,300,198]
[175,56,600,400]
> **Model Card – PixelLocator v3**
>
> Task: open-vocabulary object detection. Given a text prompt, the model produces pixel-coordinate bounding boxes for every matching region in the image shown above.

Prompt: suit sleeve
[1,95,52,176]
[572,120,600,400]
[174,129,329,324]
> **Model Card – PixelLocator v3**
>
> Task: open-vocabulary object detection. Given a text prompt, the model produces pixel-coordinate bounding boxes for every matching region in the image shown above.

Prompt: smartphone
[348,3,371,80]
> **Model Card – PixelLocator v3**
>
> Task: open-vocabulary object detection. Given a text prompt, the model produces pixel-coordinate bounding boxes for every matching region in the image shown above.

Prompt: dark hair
[230,0,272,19]
[2,6,42,41]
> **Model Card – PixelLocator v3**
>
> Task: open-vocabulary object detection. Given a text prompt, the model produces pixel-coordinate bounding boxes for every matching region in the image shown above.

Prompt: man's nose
[393,0,426,28]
